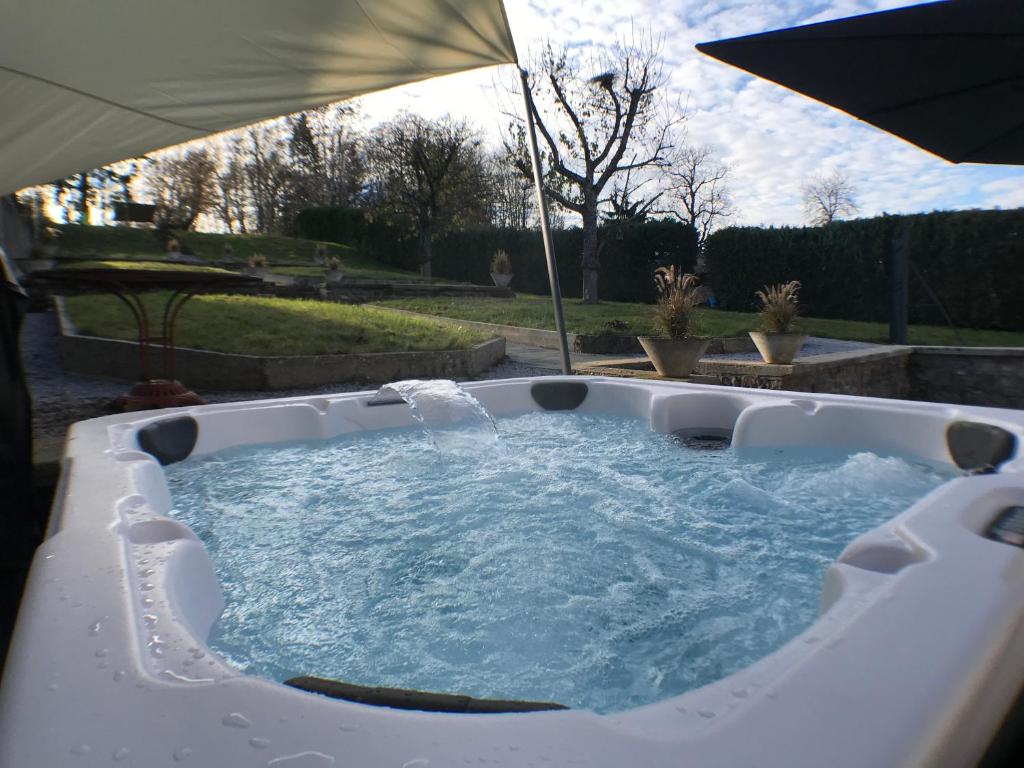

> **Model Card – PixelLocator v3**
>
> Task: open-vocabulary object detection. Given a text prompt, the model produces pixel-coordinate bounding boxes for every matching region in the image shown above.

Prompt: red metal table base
[115,379,206,412]
[30,265,259,413]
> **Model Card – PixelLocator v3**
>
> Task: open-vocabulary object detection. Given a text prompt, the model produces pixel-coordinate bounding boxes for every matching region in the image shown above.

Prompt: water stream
[373,379,499,454]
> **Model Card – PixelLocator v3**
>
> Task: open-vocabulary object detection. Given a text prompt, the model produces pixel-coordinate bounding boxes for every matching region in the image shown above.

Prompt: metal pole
[519,67,572,375]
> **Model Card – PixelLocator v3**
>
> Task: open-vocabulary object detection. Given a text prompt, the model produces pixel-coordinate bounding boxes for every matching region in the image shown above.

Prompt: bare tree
[508,34,679,302]
[666,144,732,268]
[47,163,137,225]
[147,147,219,230]
[304,104,365,208]
[366,113,490,278]
[286,105,364,213]
[803,170,858,225]
[604,166,662,223]
[242,124,296,234]
[213,143,249,234]
[488,129,535,229]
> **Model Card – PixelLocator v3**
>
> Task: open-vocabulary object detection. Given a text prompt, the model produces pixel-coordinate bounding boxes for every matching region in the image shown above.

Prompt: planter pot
[490,272,513,288]
[243,266,268,278]
[637,336,710,378]
[748,332,807,364]
[326,270,344,284]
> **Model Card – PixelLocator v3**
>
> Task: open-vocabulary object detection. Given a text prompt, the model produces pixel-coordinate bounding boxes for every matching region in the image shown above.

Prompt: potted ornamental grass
[325,255,344,283]
[637,266,709,378]
[245,253,269,277]
[490,249,514,288]
[749,280,807,364]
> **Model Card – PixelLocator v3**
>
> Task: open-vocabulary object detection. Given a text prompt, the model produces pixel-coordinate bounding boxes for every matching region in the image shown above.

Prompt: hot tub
[2,377,1023,767]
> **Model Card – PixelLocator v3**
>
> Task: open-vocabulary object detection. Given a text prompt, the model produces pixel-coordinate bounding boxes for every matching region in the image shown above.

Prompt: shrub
[249,253,267,268]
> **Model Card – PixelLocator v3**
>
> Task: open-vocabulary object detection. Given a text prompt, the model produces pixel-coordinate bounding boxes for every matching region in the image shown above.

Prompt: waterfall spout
[370,380,498,454]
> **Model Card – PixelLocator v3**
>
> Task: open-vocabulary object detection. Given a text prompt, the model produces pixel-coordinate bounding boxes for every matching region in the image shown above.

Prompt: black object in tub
[530,381,588,410]
[672,427,732,451]
[946,421,1016,473]
[136,416,198,466]
[285,676,568,713]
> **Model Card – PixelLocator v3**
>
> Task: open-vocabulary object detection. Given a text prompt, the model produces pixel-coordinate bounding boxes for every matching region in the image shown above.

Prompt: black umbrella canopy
[696,0,1024,165]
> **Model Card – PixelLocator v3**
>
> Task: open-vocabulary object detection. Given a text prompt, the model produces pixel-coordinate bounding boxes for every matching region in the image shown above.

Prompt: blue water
[165,412,956,713]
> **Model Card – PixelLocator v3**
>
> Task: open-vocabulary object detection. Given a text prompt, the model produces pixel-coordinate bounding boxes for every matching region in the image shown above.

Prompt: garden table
[31,265,261,411]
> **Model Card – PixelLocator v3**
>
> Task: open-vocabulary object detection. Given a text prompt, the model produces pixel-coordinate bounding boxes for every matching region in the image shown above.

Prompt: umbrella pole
[519,67,572,375]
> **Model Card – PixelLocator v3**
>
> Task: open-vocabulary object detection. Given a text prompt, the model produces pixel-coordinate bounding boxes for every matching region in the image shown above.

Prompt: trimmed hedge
[295,207,698,302]
[293,207,418,271]
[431,221,697,302]
[706,209,1024,331]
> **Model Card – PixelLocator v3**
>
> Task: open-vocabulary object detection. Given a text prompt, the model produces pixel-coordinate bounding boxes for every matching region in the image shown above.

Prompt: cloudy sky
[357,0,1024,227]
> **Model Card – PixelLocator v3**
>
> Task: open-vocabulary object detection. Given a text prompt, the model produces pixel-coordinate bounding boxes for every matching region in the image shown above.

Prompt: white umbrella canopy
[0,0,518,195]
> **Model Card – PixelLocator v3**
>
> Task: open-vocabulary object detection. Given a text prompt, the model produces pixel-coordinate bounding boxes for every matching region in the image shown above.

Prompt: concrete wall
[56,300,505,390]
[59,332,505,390]
[909,347,1024,409]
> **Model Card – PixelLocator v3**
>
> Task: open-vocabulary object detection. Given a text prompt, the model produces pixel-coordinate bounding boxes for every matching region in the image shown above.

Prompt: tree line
[29,33,869,303]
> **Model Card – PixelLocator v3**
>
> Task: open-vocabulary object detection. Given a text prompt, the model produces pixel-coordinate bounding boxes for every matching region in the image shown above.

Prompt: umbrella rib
[0,64,210,133]
[957,120,1024,163]
[865,72,1024,118]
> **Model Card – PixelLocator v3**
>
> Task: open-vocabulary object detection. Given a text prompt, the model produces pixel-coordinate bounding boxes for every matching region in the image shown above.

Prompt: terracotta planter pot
[490,272,513,288]
[749,332,807,364]
[637,336,710,378]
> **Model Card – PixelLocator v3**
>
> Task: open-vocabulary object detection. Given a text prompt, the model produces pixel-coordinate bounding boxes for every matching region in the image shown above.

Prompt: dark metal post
[889,225,909,344]
[519,67,572,375]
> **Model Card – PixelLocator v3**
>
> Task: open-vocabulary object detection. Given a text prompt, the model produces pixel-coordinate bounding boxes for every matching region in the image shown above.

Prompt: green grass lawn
[60,259,236,274]
[64,292,490,356]
[52,224,422,281]
[378,294,1024,347]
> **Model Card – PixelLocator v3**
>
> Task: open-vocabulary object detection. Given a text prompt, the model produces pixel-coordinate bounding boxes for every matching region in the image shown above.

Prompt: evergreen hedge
[295,207,698,302]
[293,207,419,270]
[705,209,1024,330]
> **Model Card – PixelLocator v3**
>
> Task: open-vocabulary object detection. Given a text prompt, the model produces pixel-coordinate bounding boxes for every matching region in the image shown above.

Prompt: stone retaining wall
[578,347,914,398]
[55,299,505,390]
[909,347,1024,409]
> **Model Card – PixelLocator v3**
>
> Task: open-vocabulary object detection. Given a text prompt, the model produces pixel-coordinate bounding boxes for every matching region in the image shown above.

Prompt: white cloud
[355,0,1024,227]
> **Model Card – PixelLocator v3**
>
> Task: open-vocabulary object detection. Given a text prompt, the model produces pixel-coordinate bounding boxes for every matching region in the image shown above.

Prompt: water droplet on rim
[222,712,252,729]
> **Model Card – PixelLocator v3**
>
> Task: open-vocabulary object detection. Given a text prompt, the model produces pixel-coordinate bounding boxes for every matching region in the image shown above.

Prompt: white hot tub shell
[2,377,1023,767]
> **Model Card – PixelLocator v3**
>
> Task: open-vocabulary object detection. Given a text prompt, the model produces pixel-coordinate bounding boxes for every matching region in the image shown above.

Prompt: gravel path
[22,312,555,441]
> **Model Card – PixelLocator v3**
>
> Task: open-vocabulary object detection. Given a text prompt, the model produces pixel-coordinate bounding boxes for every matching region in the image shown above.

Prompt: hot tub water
[166,398,956,713]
